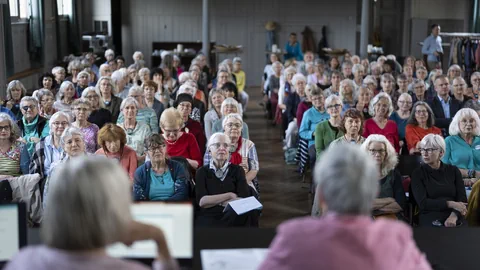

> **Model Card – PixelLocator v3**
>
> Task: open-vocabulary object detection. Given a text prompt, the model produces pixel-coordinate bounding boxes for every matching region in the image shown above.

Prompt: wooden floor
[244,87,312,228]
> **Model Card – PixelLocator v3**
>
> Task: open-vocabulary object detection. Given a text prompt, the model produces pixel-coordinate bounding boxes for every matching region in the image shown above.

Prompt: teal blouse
[148,169,175,201]
[442,135,480,171]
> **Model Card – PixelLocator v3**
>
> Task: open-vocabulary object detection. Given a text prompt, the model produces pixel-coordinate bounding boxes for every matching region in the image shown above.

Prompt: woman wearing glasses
[204,114,260,195]
[17,97,50,156]
[196,132,259,227]
[71,99,99,154]
[412,134,467,227]
[389,93,413,153]
[133,134,188,201]
[117,86,159,133]
[211,98,249,139]
[36,89,57,120]
[160,108,202,170]
[442,108,480,183]
[0,113,29,179]
[175,94,207,156]
[361,134,405,219]
[81,87,112,129]
[363,93,400,153]
[314,95,344,160]
[405,102,441,155]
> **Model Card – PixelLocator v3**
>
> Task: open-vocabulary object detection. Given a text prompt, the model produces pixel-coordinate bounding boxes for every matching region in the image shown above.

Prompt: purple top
[80,123,99,154]
[5,245,179,270]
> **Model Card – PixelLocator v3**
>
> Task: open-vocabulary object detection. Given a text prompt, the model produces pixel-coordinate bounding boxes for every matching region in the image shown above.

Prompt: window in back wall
[9,0,28,19]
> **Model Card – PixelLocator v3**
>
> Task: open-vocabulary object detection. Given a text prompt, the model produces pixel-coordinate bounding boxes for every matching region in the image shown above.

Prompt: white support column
[202,0,210,65]
[0,2,7,97]
[359,0,370,58]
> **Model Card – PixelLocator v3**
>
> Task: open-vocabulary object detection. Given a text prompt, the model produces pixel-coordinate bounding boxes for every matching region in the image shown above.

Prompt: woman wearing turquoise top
[133,134,188,201]
[442,108,480,184]
[285,33,303,61]
[16,97,50,155]
[389,93,412,154]
[299,88,329,147]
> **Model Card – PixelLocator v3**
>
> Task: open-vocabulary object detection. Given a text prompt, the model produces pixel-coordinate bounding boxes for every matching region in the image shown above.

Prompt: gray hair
[58,81,75,101]
[463,99,480,112]
[81,87,105,109]
[292,73,307,86]
[339,79,356,102]
[128,86,143,96]
[67,60,83,74]
[49,111,71,132]
[6,80,27,100]
[222,113,243,129]
[449,108,480,136]
[52,66,65,75]
[95,76,116,98]
[362,75,377,87]
[420,134,446,158]
[272,61,283,69]
[35,89,54,104]
[133,51,144,61]
[77,70,90,81]
[207,132,232,149]
[99,64,110,74]
[369,92,394,117]
[177,83,197,98]
[352,63,364,74]
[283,66,297,78]
[104,49,114,57]
[120,97,139,111]
[411,78,426,89]
[324,95,342,108]
[221,97,243,116]
[138,67,150,77]
[0,113,19,142]
[41,156,132,250]
[361,134,398,178]
[60,127,84,146]
[178,72,192,84]
[111,70,125,84]
[314,144,379,215]
[20,96,38,108]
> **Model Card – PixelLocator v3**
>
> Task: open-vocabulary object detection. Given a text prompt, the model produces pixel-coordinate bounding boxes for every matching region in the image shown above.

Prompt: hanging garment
[465,40,473,74]
[449,39,456,66]
[317,26,329,61]
[476,42,480,69]
[301,26,316,53]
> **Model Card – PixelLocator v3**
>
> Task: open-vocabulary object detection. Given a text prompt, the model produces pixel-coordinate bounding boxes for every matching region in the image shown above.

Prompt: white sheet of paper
[201,248,269,270]
[223,196,262,215]
[0,205,19,261]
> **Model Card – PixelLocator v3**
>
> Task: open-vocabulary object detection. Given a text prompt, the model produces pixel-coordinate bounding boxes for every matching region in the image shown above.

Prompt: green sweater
[314,120,344,160]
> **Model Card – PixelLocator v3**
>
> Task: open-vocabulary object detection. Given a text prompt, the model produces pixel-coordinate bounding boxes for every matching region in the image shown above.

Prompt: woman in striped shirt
[0,113,30,179]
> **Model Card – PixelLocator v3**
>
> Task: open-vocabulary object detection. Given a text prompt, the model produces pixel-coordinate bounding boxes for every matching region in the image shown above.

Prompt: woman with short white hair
[412,134,468,227]
[447,64,462,83]
[314,95,343,161]
[363,93,400,152]
[211,98,249,139]
[76,70,91,97]
[5,80,27,119]
[352,64,365,88]
[277,66,297,113]
[6,156,177,270]
[196,132,259,227]
[99,63,112,78]
[53,81,76,116]
[355,85,373,119]
[117,86,159,133]
[138,67,150,85]
[442,108,480,181]
[36,89,56,119]
[263,144,430,269]
[65,60,82,84]
[361,134,405,219]
[362,75,378,96]
[81,87,113,129]
[339,79,356,113]
[284,73,307,149]
[51,66,66,87]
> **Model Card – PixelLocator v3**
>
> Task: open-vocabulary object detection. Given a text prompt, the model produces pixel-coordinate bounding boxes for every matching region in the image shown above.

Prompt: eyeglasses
[52,121,69,127]
[368,149,386,155]
[225,123,242,129]
[148,145,165,153]
[21,105,36,111]
[74,107,89,112]
[85,95,99,100]
[415,109,428,115]
[163,128,180,135]
[398,101,412,105]
[178,103,192,109]
[326,104,342,109]
[419,148,438,154]
[210,143,229,150]
[0,125,11,131]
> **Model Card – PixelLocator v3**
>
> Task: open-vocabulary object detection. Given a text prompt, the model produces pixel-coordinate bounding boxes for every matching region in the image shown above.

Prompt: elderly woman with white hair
[442,108,480,181]
[363,75,378,96]
[117,97,152,163]
[81,86,113,129]
[355,84,374,119]
[196,132,259,227]
[412,134,468,227]
[17,96,50,155]
[204,89,226,139]
[205,114,259,194]
[211,98,249,139]
[363,93,400,152]
[314,95,344,160]
[99,63,113,78]
[97,76,123,123]
[6,156,178,270]
[4,80,27,120]
[51,66,66,89]
[117,86,159,133]
[277,66,296,114]
[138,67,150,85]
[262,144,431,270]
[447,64,462,83]
[362,134,405,219]
[75,70,91,97]
[53,81,76,116]
[411,78,428,104]
[284,73,307,149]
[389,93,413,150]
[0,113,29,178]
[65,59,82,84]
[111,69,130,99]
[36,89,57,119]
[339,79,356,113]
[71,99,99,153]
[352,63,365,88]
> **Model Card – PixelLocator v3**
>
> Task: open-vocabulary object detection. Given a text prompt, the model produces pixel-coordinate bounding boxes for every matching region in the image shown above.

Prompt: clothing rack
[440,32,480,39]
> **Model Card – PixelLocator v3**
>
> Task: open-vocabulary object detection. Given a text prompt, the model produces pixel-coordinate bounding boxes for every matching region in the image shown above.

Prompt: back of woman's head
[41,156,132,251]
[315,144,378,215]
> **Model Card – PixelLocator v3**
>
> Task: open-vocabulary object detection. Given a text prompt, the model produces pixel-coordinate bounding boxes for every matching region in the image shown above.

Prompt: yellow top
[233,70,246,93]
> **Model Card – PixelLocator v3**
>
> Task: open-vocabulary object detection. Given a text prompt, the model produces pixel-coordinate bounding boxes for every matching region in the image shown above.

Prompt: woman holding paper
[5,156,178,270]
[195,132,259,227]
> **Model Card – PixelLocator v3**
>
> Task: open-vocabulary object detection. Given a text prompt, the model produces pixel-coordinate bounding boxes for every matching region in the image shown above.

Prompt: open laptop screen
[0,203,27,262]
[107,202,193,259]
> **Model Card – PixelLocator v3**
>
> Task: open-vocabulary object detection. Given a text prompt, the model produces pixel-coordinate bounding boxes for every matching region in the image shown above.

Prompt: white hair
[386,54,396,61]
[361,134,398,178]
[60,127,84,146]
[111,69,125,84]
[49,111,71,133]
[222,113,243,128]
[95,76,117,98]
[20,96,38,108]
[207,132,231,149]
[58,81,75,101]
[292,73,307,86]
[178,72,192,84]
[369,92,394,117]
[272,61,283,69]
[128,86,143,96]
[51,66,65,75]
[363,75,378,87]
[138,67,150,77]
[352,63,364,74]
[6,80,27,100]
[324,94,342,108]
[120,97,139,111]
[449,108,480,136]
[99,63,110,73]
[77,70,91,81]
[420,134,446,158]
[339,79,357,102]
[220,97,243,116]
[315,144,379,215]
[41,156,132,250]
[177,83,197,98]
[104,49,115,57]
[133,51,144,61]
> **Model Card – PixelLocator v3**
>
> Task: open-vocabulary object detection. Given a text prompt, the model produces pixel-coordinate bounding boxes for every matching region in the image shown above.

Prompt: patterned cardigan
[28,138,47,195]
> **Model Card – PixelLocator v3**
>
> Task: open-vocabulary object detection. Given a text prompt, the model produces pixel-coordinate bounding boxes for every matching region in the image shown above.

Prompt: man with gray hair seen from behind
[259,144,432,270]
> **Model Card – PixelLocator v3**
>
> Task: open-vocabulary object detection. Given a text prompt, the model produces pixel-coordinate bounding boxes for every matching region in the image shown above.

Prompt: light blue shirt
[442,135,480,171]
[299,107,330,146]
[438,95,451,118]
[422,34,443,62]
[149,169,175,201]
[43,135,65,176]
